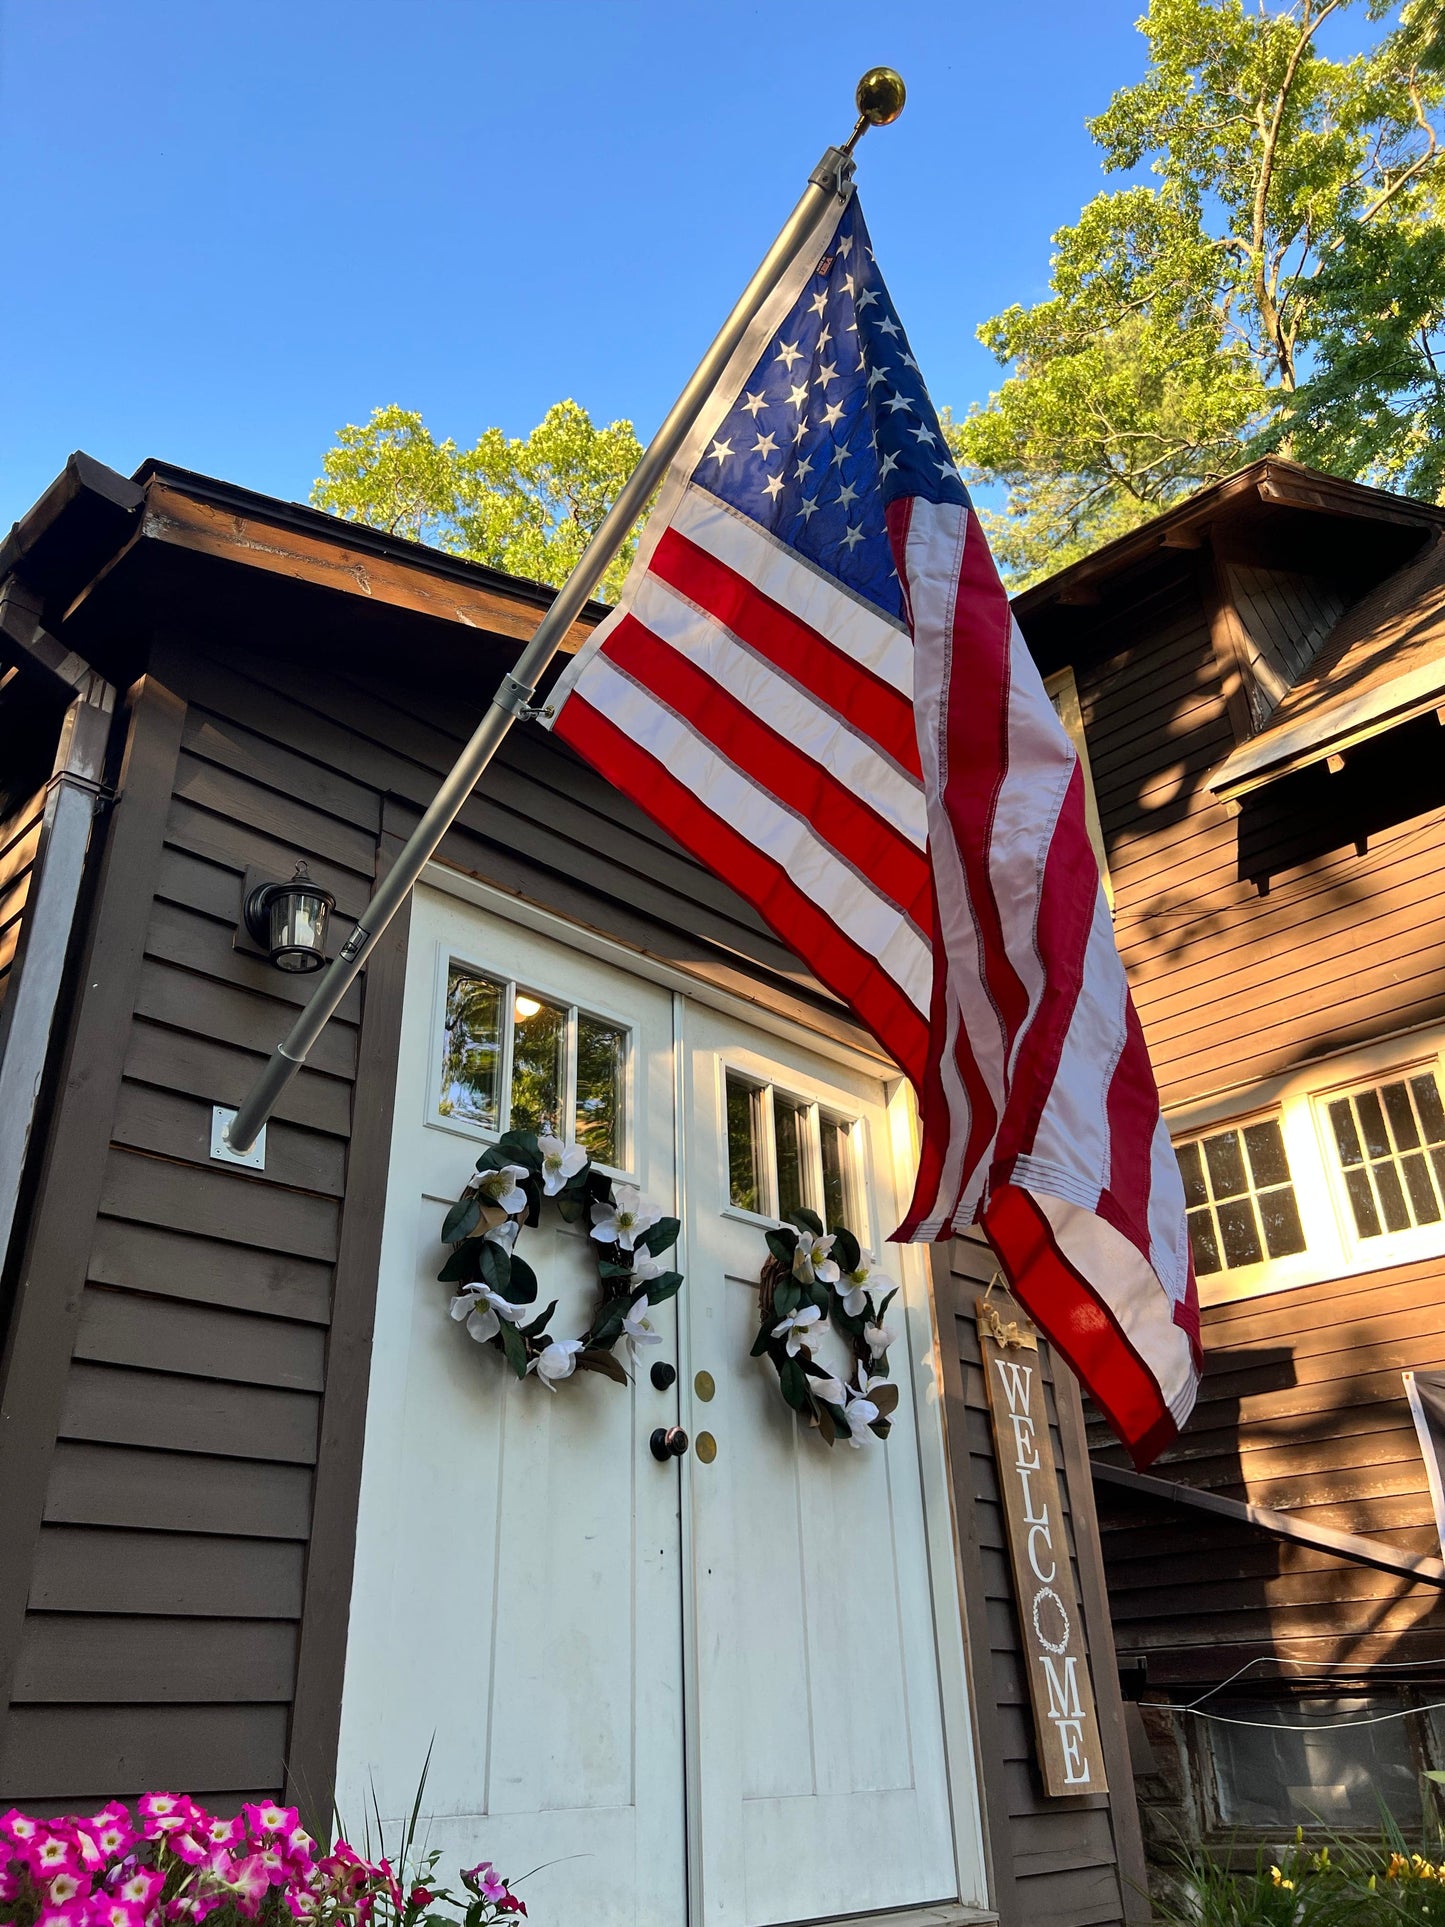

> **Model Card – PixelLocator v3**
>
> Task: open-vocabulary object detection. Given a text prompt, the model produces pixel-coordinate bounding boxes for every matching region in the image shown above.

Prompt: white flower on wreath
[842,1373,882,1446]
[623,1296,663,1360]
[772,1302,823,1356]
[792,1229,840,1288]
[484,1219,520,1252]
[467,1164,530,1215]
[450,1285,520,1345]
[538,1133,588,1196]
[808,1371,848,1407]
[863,1319,896,1360]
[531,1338,585,1388]
[840,1250,884,1318]
[628,1253,665,1285]
[590,1183,661,1251]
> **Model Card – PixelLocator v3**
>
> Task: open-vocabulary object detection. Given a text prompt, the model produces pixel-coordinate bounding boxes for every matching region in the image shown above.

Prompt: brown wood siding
[936,1238,1147,1927]
[1052,558,1445,1686]
[0,785,51,1016]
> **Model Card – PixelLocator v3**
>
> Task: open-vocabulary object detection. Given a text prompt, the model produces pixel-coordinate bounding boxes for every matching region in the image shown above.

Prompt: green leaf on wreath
[820,1397,850,1440]
[750,1323,774,1358]
[871,1417,892,1439]
[522,1178,542,1228]
[497,1130,542,1173]
[441,1194,481,1244]
[641,1271,683,1305]
[638,1216,681,1258]
[786,1206,824,1238]
[554,1191,586,1223]
[809,1278,830,1312]
[520,1299,557,1337]
[576,1348,629,1385]
[599,1259,634,1280]
[877,1287,898,1322]
[816,1403,836,1446]
[773,1277,801,1318]
[871,1382,900,1419]
[474,1147,510,1175]
[437,1240,484,1285]
[764,1228,798,1266]
[505,1252,540,1305]
[478,1240,512,1296]
[778,1356,809,1411]
[589,1298,630,1350]
[499,1321,530,1379]
[830,1227,861,1274]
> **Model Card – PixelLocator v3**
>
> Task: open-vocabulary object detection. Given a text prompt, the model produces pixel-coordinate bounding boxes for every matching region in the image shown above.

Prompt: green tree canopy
[950,0,1445,585]
[312,399,645,602]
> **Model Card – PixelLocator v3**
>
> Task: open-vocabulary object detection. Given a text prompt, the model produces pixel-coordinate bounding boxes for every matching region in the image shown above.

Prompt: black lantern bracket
[235,861,336,975]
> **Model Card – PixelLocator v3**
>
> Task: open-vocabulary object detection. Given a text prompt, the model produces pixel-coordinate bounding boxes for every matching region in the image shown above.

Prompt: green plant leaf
[474,1147,510,1174]
[639,1215,681,1257]
[497,1130,542,1173]
[589,1298,629,1350]
[877,1287,898,1321]
[441,1194,481,1244]
[778,1356,809,1411]
[437,1241,483,1285]
[831,1226,861,1274]
[576,1347,629,1384]
[520,1298,557,1337]
[499,1321,529,1379]
[765,1228,798,1266]
[817,1403,836,1446]
[599,1259,634,1280]
[554,1191,586,1223]
[750,1324,774,1358]
[478,1240,511,1296]
[786,1206,824,1238]
[809,1278,830,1312]
[871,1382,900,1420]
[773,1278,801,1318]
[642,1271,683,1305]
[505,1251,540,1305]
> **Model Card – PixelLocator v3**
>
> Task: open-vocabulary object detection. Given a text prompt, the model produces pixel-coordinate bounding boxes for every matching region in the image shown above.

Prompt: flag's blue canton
[690,199,969,622]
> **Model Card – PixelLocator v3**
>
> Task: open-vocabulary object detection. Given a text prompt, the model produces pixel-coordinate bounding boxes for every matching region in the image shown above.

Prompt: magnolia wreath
[751,1209,900,1446]
[439,1129,683,1390]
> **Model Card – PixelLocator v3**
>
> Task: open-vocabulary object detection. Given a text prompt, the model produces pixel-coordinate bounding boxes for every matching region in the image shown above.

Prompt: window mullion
[499,980,517,1135]
[761,1084,779,1220]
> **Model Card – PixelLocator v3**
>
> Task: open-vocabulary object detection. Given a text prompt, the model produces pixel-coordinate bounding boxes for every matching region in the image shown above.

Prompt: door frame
[421,861,993,1925]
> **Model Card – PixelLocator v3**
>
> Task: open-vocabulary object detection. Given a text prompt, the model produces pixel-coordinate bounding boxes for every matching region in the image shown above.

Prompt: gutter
[1091,1459,1445,1590]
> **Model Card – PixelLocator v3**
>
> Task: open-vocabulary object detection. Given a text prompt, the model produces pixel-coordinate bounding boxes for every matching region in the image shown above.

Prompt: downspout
[0,579,117,1277]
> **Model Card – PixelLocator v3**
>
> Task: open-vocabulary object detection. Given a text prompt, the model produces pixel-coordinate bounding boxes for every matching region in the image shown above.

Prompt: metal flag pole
[225,68,906,1155]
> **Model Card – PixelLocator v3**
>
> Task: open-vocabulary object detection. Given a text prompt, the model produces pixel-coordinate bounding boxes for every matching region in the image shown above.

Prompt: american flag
[547,194,1201,1462]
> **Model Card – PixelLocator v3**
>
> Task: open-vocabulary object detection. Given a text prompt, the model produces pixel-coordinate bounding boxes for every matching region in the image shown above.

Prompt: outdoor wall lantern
[242,862,336,974]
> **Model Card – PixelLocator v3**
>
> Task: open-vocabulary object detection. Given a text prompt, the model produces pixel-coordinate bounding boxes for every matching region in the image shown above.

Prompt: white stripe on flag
[628,572,928,848]
[1027,884,1128,1206]
[578,656,934,1014]
[671,488,916,698]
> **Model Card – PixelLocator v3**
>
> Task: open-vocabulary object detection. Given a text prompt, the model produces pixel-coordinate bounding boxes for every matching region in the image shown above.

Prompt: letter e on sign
[976,1296,1107,1797]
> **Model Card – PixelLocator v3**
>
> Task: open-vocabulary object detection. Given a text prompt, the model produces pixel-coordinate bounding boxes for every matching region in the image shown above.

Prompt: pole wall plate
[211,1104,266,1170]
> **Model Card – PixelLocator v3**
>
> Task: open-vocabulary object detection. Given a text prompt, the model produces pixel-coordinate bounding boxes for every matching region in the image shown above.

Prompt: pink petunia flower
[242,1802,296,1839]
[89,1901,145,1927]
[225,1853,272,1913]
[1,1808,39,1842]
[202,1815,242,1851]
[167,1831,210,1868]
[0,1867,20,1903]
[68,1827,108,1874]
[46,1869,90,1905]
[115,1868,164,1907]
[27,1832,80,1877]
[34,1907,84,1927]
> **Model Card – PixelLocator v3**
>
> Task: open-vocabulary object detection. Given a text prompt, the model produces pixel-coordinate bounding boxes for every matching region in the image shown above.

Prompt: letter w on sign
[545,187,1201,1465]
[976,1298,1106,1797]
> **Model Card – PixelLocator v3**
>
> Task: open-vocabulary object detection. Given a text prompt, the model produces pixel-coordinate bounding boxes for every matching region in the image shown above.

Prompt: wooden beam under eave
[137,481,601,653]
[1198,542,1257,743]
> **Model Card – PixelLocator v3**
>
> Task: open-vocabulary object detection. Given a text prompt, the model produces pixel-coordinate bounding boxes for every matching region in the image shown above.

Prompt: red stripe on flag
[650,527,923,780]
[600,613,933,932]
[554,694,932,1087]
[983,1183,1179,1467]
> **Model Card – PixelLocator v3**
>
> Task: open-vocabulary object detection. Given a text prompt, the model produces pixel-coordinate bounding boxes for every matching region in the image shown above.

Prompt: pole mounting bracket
[493,672,553,723]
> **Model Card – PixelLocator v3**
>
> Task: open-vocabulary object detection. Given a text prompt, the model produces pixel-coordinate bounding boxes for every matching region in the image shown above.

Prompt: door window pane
[509,993,567,1136]
[440,966,503,1128]
[1327,1072,1445,1240]
[1176,1116,1305,1278]
[575,1012,625,1167]
[726,1075,765,1213]
[774,1096,812,1224]
[819,1113,856,1230]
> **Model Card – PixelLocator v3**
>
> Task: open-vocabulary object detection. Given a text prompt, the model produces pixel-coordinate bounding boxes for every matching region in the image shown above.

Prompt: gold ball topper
[855,67,906,126]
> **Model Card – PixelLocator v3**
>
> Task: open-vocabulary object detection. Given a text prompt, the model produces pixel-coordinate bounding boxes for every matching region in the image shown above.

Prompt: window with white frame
[1175,1116,1307,1278]
[724,1070,861,1231]
[438,960,629,1168]
[1323,1069,1445,1243]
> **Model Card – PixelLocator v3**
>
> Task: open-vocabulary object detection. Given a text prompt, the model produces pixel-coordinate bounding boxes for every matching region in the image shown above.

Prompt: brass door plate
[694,1370,716,1402]
[695,1431,717,1463]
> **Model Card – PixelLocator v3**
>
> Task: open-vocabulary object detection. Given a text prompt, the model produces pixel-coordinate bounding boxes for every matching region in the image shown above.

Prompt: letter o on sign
[1031,1585,1071,1657]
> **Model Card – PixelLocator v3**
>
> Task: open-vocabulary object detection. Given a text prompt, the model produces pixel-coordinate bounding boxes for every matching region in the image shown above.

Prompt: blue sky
[1,0,1156,529]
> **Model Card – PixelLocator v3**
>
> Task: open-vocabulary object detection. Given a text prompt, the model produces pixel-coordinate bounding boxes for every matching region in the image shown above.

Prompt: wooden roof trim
[1016,459,1445,618]
[137,480,602,652]
[1092,1460,1445,1588]
[1208,650,1445,801]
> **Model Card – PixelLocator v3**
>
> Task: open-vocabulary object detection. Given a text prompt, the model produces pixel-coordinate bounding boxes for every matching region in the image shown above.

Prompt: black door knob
[650,1361,677,1391]
[650,1426,689,1462]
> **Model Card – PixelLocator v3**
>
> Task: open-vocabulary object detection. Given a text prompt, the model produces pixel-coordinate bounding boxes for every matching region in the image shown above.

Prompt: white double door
[337,882,982,1926]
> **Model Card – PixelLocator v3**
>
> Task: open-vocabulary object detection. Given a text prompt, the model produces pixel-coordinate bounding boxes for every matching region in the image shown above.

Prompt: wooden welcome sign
[977,1297,1107,1797]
